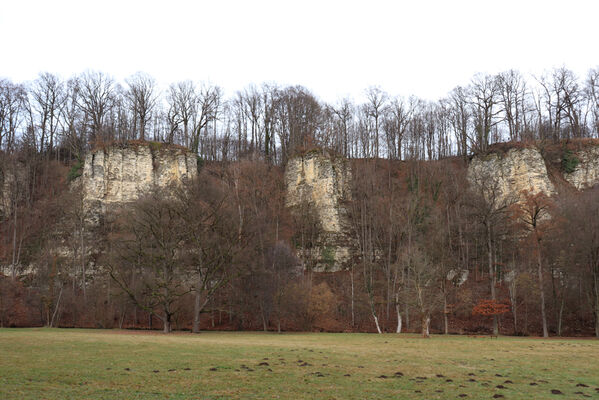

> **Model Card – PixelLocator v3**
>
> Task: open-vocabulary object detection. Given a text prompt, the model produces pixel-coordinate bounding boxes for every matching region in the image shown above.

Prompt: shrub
[321,246,335,267]
[561,150,579,173]
[67,159,83,182]
[148,141,163,152]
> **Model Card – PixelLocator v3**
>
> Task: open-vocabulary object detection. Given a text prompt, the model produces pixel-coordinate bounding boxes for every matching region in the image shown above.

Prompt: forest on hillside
[1,67,599,337]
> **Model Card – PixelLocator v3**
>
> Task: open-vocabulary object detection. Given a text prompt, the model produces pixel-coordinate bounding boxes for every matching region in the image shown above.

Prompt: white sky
[1,0,598,103]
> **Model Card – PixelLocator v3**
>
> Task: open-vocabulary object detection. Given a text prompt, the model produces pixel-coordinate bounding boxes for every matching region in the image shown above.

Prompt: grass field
[0,329,598,399]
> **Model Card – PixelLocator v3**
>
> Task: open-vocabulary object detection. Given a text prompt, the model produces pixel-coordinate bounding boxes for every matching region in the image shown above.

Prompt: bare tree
[559,187,599,337]
[330,98,353,157]
[448,86,470,157]
[349,159,383,333]
[0,79,27,152]
[241,85,263,155]
[587,68,599,137]
[469,74,501,152]
[107,187,192,333]
[179,175,240,333]
[30,72,66,155]
[559,68,584,138]
[513,191,553,338]
[125,72,157,141]
[390,96,414,160]
[365,87,387,158]
[76,71,115,143]
[191,84,221,156]
[167,81,196,147]
[467,171,516,335]
[58,78,85,159]
[536,68,581,141]
[406,247,444,337]
[497,70,526,142]
[273,86,321,162]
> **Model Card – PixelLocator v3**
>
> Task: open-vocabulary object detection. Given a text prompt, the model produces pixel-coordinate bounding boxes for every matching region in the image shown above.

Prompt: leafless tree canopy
[1,66,598,163]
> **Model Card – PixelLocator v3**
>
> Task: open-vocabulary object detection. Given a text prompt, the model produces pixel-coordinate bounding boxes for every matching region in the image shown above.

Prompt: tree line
[1,67,599,164]
[2,143,599,337]
[1,66,599,337]
[349,154,599,339]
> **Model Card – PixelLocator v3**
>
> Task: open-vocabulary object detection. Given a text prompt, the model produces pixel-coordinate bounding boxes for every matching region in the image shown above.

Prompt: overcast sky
[1,0,598,103]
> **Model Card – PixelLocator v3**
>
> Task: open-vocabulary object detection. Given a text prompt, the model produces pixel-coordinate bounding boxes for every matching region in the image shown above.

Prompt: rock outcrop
[72,141,599,274]
[0,162,27,219]
[563,146,599,190]
[81,142,197,222]
[467,147,556,205]
[285,151,353,272]
[0,169,13,219]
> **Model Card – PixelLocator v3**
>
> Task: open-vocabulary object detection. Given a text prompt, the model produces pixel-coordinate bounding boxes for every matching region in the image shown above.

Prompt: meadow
[0,328,598,399]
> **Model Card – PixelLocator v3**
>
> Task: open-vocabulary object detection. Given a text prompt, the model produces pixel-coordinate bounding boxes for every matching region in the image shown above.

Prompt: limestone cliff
[468,147,556,205]
[73,141,599,273]
[81,142,197,222]
[563,146,599,190]
[285,151,352,272]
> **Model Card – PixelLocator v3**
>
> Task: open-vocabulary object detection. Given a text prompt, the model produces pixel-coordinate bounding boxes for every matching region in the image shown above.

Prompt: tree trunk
[163,314,171,333]
[193,289,201,333]
[395,292,402,333]
[80,225,86,302]
[551,269,561,336]
[557,295,564,337]
[260,300,268,332]
[261,313,268,332]
[350,267,355,327]
[537,239,548,338]
[443,295,449,334]
[422,314,430,338]
[508,271,518,335]
[405,300,410,330]
[49,285,63,328]
[396,309,402,334]
[11,204,17,280]
[119,308,126,329]
[368,286,382,334]
[373,313,382,334]
[592,267,599,338]
[487,222,498,335]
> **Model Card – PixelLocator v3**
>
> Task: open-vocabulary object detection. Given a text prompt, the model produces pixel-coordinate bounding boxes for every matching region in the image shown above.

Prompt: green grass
[0,329,598,399]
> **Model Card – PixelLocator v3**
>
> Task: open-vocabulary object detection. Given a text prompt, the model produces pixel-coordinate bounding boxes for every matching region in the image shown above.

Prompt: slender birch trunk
[537,237,548,338]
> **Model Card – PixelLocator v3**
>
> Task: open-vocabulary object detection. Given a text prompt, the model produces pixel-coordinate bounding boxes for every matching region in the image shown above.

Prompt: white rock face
[447,269,469,286]
[0,170,13,218]
[285,151,352,272]
[468,147,555,205]
[0,164,26,219]
[81,143,197,222]
[563,146,599,190]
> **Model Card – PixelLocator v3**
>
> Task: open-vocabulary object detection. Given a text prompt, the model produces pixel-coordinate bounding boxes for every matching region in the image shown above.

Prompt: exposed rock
[284,150,352,272]
[503,270,516,283]
[0,168,13,218]
[563,145,599,190]
[447,269,469,286]
[0,162,26,219]
[81,142,197,223]
[468,147,555,206]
